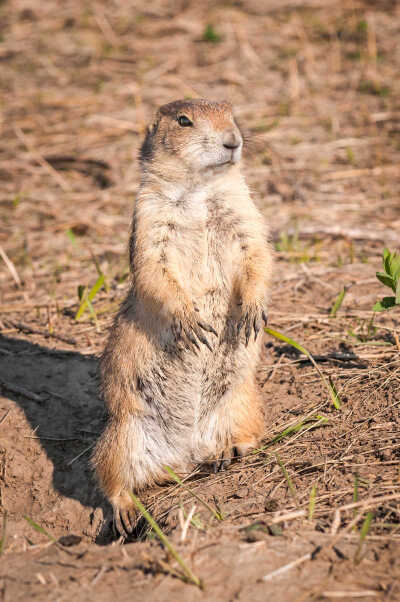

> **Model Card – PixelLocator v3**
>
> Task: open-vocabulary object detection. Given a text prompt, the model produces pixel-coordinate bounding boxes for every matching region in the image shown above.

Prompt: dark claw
[197,331,212,351]
[184,328,200,350]
[172,318,182,339]
[114,511,130,539]
[113,517,124,539]
[262,311,268,325]
[198,321,218,337]
[212,456,232,473]
[237,314,246,335]
[221,319,234,345]
[220,457,232,471]
[253,317,260,340]
[245,315,252,346]
[228,320,236,344]
[121,508,135,537]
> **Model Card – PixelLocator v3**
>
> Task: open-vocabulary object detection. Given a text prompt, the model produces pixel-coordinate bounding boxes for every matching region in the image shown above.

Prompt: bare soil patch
[0,1,399,600]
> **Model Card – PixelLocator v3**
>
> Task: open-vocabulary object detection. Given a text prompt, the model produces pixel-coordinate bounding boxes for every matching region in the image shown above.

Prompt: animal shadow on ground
[0,334,115,543]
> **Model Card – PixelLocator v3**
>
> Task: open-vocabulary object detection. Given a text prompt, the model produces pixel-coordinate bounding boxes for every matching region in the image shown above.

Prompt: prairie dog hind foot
[111,491,137,538]
[212,441,259,473]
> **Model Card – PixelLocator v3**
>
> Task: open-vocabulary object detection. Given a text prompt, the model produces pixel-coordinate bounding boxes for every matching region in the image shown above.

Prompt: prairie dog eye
[177,115,193,127]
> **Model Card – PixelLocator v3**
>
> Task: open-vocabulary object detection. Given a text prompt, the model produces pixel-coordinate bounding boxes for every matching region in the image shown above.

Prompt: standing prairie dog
[92,99,273,537]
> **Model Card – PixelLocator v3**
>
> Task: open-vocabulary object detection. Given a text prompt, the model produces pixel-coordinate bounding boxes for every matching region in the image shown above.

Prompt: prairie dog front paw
[172,305,217,351]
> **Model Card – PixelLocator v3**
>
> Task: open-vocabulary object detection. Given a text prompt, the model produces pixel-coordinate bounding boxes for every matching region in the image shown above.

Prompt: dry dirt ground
[1,0,400,600]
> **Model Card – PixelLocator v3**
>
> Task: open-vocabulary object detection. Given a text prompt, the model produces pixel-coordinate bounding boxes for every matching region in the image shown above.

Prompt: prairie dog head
[140,99,243,174]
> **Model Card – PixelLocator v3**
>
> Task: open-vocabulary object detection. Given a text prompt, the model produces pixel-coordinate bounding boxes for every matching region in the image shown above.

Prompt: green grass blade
[85,296,98,326]
[275,454,298,506]
[88,247,110,292]
[129,492,202,588]
[353,473,359,505]
[0,511,7,555]
[268,414,328,446]
[264,327,309,355]
[354,512,373,564]
[24,516,56,542]
[328,376,341,410]
[308,484,317,520]
[330,287,347,317]
[75,273,105,320]
[164,465,223,521]
[254,415,328,454]
[265,328,342,411]
[271,421,306,443]
[353,473,359,527]
[66,228,77,245]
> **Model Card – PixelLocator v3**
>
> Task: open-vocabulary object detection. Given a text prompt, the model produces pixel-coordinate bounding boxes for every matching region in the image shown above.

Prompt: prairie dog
[92,99,273,536]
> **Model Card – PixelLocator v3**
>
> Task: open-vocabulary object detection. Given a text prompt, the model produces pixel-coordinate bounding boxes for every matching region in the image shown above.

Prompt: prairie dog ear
[140,120,159,163]
[147,121,157,136]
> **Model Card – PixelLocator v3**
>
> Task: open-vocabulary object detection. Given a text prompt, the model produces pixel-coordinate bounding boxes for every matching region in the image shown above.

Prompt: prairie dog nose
[223,129,241,150]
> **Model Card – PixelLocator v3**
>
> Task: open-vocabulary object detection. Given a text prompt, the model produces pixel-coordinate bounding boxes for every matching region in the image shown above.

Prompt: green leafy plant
[202,24,221,43]
[373,248,400,312]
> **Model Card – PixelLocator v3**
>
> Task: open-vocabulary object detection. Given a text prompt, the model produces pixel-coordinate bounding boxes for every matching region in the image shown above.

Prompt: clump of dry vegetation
[0,0,399,600]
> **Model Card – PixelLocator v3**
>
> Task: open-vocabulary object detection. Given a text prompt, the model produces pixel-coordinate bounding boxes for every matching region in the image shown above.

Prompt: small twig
[0,380,45,402]
[0,245,21,287]
[262,550,319,582]
[321,591,378,599]
[67,443,95,466]
[164,465,224,521]
[91,565,108,586]
[334,493,400,514]
[93,3,120,47]
[24,436,82,441]
[0,409,10,426]
[5,320,77,345]
[331,510,341,536]
[270,509,306,524]
[393,331,400,353]
[180,505,197,542]
[321,165,399,182]
[0,511,7,556]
